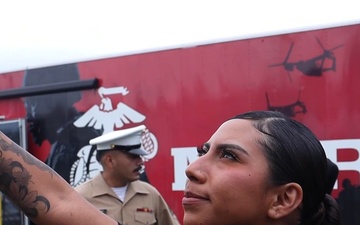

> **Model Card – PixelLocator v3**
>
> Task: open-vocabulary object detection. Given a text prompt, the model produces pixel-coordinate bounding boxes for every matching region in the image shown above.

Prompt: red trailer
[0,21,360,225]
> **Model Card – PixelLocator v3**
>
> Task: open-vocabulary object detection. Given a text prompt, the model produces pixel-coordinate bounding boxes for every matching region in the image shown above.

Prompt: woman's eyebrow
[217,143,249,155]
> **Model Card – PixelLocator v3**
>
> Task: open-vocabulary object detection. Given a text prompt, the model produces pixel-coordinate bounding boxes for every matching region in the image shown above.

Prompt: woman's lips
[182,191,210,205]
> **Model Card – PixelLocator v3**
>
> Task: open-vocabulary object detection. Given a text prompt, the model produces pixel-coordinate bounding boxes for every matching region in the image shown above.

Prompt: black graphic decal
[265,90,307,117]
[269,37,344,80]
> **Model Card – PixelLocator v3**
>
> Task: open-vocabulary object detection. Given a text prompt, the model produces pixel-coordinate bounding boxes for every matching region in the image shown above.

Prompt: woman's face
[183,119,274,225]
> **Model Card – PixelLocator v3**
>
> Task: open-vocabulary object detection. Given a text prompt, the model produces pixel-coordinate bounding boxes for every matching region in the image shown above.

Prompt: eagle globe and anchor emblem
[69,86,158,187]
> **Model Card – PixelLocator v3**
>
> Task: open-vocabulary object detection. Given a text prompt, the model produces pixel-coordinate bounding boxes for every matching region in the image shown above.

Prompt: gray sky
[1,0,359,73]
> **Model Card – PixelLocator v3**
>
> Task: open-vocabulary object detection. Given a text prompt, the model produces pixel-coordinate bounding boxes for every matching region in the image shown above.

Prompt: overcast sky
[1,0,359,73]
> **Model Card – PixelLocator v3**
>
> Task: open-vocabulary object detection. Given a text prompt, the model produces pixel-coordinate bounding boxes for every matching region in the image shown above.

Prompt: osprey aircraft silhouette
[269,37,344,81]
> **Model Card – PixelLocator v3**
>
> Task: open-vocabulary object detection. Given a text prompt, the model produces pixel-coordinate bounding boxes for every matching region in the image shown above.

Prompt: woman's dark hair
[232,110,339,225]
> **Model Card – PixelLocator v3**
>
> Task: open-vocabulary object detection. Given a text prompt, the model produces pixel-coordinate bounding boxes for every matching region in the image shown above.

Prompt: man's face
[106,150,144,186]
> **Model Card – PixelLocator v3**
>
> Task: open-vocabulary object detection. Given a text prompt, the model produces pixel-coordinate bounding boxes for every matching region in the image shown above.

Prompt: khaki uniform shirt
[75,174,180,225]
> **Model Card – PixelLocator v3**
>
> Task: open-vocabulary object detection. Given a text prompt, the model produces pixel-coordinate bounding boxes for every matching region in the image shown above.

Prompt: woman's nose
[185,156,207,184]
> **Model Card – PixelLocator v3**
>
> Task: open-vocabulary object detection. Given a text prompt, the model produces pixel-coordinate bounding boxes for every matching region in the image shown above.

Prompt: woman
[0,110,339,225]
[183,110,339,225]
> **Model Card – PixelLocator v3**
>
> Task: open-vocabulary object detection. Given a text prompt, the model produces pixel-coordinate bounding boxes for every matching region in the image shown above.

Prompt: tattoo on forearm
[0,134,51,218]
[0,135,55,175]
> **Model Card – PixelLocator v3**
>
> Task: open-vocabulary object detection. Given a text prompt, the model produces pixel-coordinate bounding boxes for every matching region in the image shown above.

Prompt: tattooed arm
[0,131,118,225]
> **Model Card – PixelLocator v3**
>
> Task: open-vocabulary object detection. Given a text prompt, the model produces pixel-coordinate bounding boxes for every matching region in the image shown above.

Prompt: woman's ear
[267,183,303,219]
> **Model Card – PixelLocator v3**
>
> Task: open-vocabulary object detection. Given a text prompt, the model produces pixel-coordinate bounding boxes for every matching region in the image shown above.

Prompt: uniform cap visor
[128,148,149,156]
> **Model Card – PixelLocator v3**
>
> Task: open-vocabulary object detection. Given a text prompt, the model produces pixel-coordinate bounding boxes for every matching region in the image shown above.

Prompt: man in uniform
[75,125,180,225]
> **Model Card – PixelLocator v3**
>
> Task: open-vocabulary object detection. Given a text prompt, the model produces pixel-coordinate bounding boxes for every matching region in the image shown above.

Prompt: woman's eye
[220,149,237,160]
[197,146,208,157]
[197,150,206,157]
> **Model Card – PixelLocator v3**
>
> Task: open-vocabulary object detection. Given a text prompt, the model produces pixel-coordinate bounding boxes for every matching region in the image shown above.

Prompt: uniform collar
[91,173,150,199]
